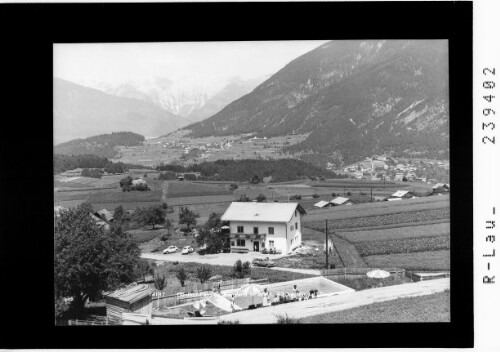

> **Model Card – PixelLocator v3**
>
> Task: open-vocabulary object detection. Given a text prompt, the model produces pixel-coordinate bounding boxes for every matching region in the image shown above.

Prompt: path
[161,181,169,203]
[215,278,450,324]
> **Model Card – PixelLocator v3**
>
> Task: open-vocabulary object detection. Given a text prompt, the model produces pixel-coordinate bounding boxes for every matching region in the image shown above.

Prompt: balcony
[230,233,266,241]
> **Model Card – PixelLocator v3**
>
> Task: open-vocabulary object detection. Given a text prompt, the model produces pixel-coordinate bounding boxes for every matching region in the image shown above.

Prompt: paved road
[141,252,321,276]
[214,278,450,324]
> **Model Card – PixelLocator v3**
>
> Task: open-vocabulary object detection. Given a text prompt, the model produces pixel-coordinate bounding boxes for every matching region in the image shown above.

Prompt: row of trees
[54,153,147,175]
[236,193,267,202]
[81,168,104,178]
[152,259,251,291]
[156,159,339,183]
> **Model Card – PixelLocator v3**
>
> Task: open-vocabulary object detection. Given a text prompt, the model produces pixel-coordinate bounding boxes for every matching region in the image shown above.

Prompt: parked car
[252,257,275,267]
[163,246,179,254]
[181,246,194,255]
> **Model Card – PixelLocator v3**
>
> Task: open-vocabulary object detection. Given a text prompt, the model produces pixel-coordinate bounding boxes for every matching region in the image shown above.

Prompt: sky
[53,41,330,89]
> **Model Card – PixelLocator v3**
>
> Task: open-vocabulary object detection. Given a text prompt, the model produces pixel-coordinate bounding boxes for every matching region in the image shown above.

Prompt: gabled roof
[95,209,114,222]
[330,197,351,205]
[221,202,304,223]
[314,200,330,208]
[106,284,155,304]
[391,190,410,198]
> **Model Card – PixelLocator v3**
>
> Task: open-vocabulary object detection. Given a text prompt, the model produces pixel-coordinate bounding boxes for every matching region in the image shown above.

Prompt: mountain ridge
[53,78,190,144]
[183,40,449,164]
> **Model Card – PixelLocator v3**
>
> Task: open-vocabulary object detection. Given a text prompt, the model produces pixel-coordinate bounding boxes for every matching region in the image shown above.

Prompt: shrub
[232,260,251,279]
[196,265,212,283]
[256,193,267,202]
[218,319,240,325]
[346,191,352,196]
[275,313,302,324]
[153,266,168,291]
[198,248,207,256]
[176,267,187,287]
[312,194,320,198]
[230,183,239,190]
[237,194,251,202]
[290,194,302,200]
[160,233,171,242]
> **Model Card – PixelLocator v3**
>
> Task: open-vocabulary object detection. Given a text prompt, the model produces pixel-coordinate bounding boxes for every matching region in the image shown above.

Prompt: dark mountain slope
[184,40,448,163]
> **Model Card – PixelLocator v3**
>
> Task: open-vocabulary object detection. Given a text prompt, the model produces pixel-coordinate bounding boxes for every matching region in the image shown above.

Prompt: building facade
[221,202,305,254]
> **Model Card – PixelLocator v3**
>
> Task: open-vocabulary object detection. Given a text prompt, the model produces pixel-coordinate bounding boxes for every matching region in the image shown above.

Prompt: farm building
[432,183,450,193]
[105,284,155,325]
[94,209,114,222]
[314,200,331,208]
[131,178,147,186]
[330,197,353,206]
[221,202,306,254]
[389,190,416,200]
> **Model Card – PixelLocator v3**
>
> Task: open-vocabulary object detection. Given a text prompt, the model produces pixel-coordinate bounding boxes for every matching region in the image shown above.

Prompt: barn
[105,284,155,325]
[389,190,415,200]
[314,200,331,208]
[432,183,450,193]
[330,197,353,206]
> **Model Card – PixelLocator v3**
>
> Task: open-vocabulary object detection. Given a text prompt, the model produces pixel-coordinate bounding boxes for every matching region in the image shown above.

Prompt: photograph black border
[0,1,472,349]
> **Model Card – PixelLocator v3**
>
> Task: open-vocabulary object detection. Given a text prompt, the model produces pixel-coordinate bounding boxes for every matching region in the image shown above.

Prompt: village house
[221,202,306,254]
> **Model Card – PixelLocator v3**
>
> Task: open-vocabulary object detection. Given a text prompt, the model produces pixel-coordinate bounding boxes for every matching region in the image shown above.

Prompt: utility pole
[330,231,345,268]
[325,219,329,269]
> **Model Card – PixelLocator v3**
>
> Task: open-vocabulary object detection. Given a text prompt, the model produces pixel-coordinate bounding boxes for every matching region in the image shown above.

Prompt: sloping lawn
[302,290,450,323]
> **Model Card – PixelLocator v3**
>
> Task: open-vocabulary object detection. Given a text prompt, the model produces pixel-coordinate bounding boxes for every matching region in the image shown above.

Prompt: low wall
[321,267,406,281]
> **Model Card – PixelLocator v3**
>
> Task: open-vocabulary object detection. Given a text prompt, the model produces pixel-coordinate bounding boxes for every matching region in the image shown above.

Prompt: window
[295,210,297,217]
[295,222,298,230]
[253,227,259,235]
[231,241,235,246]
[269,240,274,248]
[268,227,274,235]
[237,226,244,233]
[290,226,294,232]
[236,239,246,247]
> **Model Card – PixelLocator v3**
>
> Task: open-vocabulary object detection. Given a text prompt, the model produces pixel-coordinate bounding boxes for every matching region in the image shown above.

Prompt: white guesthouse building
[221,202,306,254]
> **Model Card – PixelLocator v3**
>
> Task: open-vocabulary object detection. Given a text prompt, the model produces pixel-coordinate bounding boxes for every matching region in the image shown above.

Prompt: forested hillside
[157,159,346,183]
[54,132,145,158]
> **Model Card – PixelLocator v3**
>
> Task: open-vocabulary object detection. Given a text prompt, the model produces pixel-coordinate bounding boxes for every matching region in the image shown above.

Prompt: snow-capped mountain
[91,76,221,118]
[87,75,268,122]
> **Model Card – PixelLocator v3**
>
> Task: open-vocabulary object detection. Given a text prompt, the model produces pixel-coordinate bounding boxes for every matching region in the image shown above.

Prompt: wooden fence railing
[152,277,269,309]
[68,317,109,326]
[321,267,406,281]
